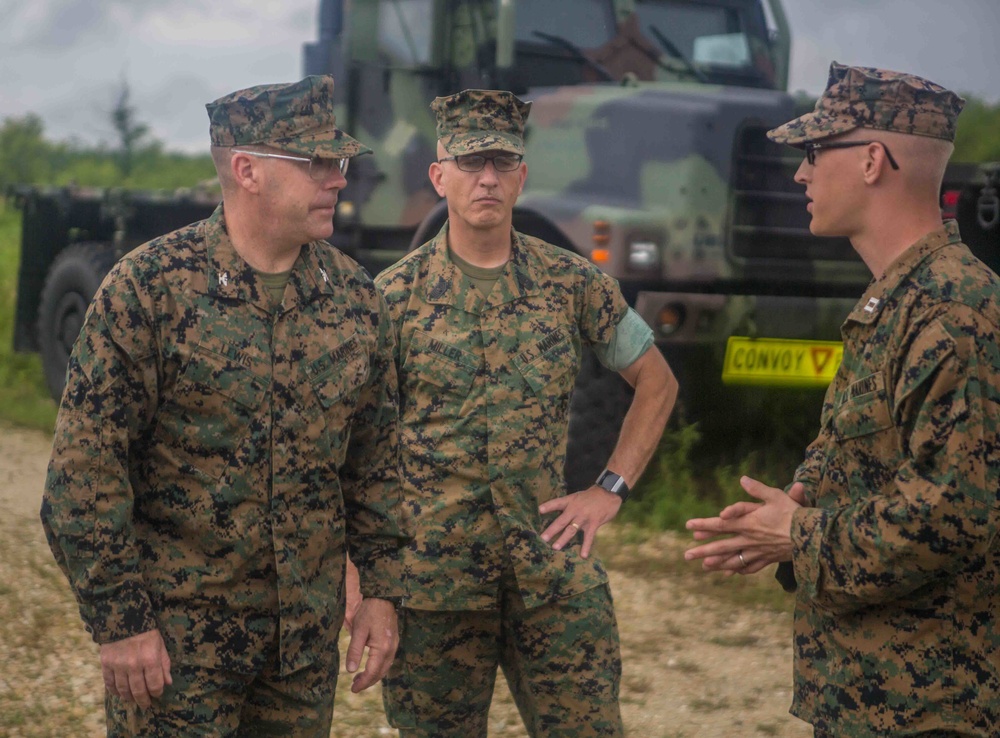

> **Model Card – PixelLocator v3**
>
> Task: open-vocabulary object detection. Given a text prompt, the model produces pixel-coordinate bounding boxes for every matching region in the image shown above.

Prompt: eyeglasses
[438,153,524,172]
[231,148,349,179]
[803,140,899,170]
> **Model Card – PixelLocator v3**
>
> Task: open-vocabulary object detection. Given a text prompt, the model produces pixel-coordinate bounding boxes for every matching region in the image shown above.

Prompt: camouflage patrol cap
[432,89,532,156]
[206,75,371,157]
[768,62,965,146]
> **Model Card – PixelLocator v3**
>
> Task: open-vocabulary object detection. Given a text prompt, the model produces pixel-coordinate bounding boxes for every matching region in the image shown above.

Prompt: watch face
[600,473,616,491]
[598,471,627,497]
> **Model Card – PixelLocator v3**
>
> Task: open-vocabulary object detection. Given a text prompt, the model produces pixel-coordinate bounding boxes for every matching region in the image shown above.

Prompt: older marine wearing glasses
[41,74,409,736]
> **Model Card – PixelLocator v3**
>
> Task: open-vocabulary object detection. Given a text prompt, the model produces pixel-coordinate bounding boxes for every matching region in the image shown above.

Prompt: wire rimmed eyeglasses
[438,153,524,172]
[231,148,349,179]
[803,140,899,170]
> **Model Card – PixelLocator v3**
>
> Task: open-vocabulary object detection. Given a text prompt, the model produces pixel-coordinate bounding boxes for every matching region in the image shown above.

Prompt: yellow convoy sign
[722,337,843,388]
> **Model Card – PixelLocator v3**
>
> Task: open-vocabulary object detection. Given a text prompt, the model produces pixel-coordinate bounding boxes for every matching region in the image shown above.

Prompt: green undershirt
[254,268,293,310]
[449,247,507,297]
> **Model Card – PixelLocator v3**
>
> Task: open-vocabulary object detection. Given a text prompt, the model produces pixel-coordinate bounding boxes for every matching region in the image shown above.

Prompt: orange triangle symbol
[811,348,832,374]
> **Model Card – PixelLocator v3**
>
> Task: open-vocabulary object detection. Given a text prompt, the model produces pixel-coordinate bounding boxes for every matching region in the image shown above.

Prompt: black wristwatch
[596,470,630,503]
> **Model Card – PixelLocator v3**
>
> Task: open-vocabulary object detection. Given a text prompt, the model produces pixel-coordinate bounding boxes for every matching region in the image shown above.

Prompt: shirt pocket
[833,371,893,440]
[831,371,901,500]
[512,330,577,399]
[307,334,370,413]
[306,335,370,468]
[405,330,479,393]
[402,330,480,420]
[156,341,268,482]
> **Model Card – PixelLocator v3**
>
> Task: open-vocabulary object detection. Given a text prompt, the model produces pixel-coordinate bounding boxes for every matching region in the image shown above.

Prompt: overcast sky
[2,0,999,153]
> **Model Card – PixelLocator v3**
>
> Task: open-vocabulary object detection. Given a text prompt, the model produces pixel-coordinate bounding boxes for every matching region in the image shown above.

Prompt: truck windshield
[514,0,617,49]
[506,0,775,89]
[633,0,776,87]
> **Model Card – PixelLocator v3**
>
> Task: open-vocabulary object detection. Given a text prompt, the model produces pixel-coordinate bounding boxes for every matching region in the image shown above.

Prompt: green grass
[0,201,58,432]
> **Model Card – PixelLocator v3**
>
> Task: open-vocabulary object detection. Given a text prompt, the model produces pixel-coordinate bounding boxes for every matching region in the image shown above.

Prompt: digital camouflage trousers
[382,582,623,738]
[106,640,338,737]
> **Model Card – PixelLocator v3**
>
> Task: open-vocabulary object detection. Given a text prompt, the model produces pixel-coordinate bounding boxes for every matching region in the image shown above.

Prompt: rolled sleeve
[591,307,655,372]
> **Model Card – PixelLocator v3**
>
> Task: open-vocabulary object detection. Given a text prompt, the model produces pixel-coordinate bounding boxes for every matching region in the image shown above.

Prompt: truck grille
[730,125,857,262]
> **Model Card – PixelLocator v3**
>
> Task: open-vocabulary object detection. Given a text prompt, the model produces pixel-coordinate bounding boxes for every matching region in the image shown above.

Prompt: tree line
[0,82,216,192]
[0,113,217,192]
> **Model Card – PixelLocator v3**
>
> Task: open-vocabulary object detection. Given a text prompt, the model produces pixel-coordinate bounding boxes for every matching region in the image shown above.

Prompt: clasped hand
[684,476,805,575]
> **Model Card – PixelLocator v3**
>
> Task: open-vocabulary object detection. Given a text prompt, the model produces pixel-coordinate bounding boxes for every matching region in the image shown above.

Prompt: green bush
[621,416,811,532]
[0,202,57,432]
[0,113,215,191]
[618,422,710,530]
[953,97,1000,163]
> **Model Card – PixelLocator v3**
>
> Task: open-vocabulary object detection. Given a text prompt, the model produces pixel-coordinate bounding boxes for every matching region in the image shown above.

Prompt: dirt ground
[0,423,812,738]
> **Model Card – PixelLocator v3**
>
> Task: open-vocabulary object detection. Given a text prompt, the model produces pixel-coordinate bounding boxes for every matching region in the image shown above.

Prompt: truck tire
[37,242,119,401]
[564,348,633,493]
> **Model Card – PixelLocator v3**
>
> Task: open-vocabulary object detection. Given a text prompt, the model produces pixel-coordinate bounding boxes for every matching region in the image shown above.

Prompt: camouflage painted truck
[12,0,1000,491]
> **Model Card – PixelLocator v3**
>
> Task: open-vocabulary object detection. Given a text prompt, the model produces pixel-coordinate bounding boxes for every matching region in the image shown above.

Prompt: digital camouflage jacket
[376,224,628,611]
[788,221,1000,735]
[41,206,407,675]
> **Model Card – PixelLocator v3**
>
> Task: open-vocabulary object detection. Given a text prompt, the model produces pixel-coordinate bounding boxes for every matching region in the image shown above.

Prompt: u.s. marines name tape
[722,336,843,388]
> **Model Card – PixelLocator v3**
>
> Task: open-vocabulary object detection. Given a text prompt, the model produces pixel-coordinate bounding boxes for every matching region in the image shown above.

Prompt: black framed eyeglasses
[231,148,349,179]
[803,141,899,170]
[438,153,524,172]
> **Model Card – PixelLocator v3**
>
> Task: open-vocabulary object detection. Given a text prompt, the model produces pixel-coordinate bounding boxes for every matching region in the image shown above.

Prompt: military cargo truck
[11,0,1000,491]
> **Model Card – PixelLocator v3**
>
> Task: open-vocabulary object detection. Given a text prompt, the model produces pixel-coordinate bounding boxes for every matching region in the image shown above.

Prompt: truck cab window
[378,0,434,65]
[510,0,616,87]
[634,0,775,87]
[514,0,616,49]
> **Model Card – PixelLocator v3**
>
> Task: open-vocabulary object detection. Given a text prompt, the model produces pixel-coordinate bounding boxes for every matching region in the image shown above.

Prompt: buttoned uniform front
[782,221,1000,736]
[41,205,407,678]
[375,223,629,611]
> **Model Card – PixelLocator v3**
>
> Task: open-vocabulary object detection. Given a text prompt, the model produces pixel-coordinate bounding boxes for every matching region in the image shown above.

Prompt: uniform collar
[422,222,540,312]
[204,205,339,312]
[846,220,961,325]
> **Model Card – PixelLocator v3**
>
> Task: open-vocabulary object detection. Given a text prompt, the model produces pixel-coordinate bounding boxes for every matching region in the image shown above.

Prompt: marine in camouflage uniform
[374,89,678,737]
[685,63,1000,736]
[40,75,409,737]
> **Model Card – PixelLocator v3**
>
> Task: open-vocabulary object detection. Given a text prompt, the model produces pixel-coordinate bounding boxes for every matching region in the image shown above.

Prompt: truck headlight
[657,303,685,336]
[628,240,659,269]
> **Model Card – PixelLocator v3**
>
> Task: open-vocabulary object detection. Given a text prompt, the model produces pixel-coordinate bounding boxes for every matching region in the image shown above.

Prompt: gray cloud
[4,0,112,50]
[786,0,1000,102]
[2,0,207,51]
